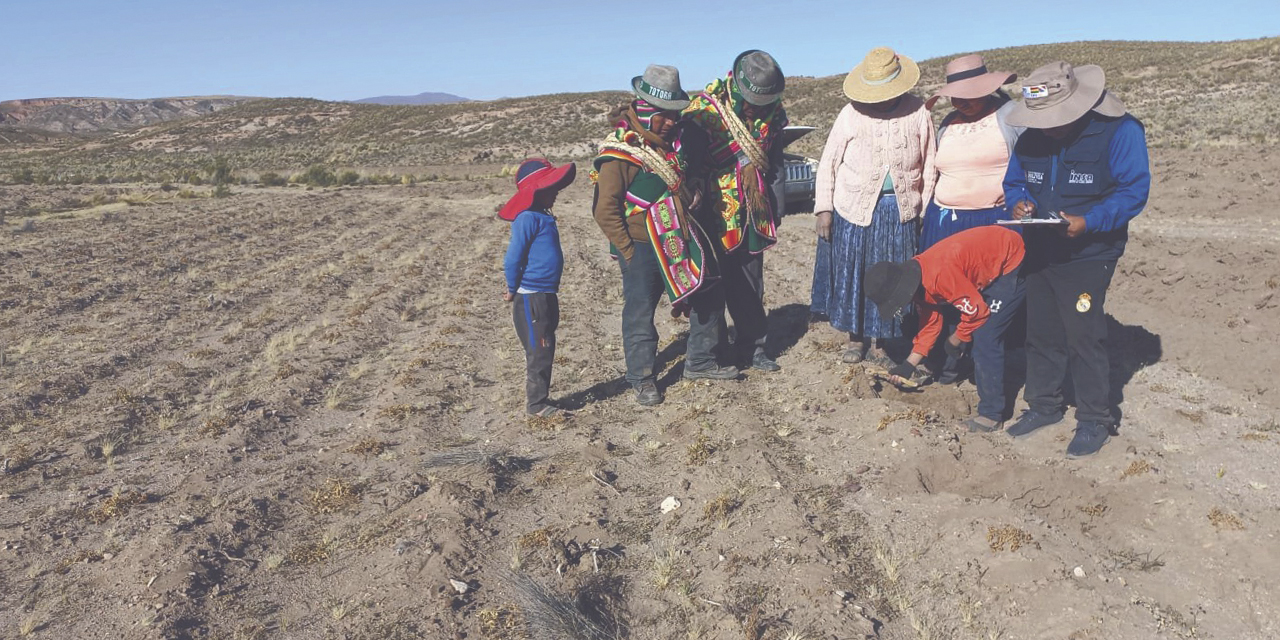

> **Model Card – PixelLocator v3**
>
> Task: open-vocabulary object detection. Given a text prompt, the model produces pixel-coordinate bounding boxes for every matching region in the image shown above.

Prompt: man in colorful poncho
[591,64,739,407]
[684,49,789,372]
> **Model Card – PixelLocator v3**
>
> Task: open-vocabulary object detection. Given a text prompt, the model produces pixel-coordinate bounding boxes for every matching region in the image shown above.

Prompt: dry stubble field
[1,145,1278,640]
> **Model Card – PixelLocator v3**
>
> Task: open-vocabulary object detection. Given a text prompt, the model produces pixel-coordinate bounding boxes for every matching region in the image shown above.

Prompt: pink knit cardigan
[814,94,937,227]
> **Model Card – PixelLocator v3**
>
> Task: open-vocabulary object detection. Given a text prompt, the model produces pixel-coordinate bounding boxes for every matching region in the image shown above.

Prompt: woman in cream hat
[810,47,936,366]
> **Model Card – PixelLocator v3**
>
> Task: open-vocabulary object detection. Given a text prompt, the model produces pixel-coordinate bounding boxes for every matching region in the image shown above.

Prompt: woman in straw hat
[920,54,1024,252]
[810,47,936,365]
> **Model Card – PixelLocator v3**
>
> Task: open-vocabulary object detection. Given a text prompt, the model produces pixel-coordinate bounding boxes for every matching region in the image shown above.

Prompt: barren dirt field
[2,146,1278,640]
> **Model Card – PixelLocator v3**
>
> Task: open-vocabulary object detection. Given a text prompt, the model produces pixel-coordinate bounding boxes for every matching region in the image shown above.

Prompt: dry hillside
[2,38,1276,184]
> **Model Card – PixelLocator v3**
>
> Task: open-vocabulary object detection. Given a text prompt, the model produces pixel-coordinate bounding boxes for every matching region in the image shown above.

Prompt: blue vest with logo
[1015,113,1142,264]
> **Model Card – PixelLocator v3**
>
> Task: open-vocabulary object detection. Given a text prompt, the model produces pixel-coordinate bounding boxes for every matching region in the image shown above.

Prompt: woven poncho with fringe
[590,108,710,305]
[684,75,789,254]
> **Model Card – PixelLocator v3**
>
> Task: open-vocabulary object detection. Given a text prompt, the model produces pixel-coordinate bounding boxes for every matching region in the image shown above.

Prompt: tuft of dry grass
[686,433,715,466]
[878,409,932,432]
[198,413,233,438]
[1208,507,1245,531]
[526,413,568,432]
[1121,459,1154,479]
[476,605,525,638]
[2,443,35,474]
[1079,503,1109,518]
[703,491,743,525]
[323,383,357,410]
[987,525,1035,552]
[508,572,621,640]
[345,437,386,457]
[57,549,104,573]
[90,490,149,523]
[518,527,555,551]
[287,541,331,565]
[308,478,360,514]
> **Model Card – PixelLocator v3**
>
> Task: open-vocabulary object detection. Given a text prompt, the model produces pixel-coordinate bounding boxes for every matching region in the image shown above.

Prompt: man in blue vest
[1001,61,1151,457]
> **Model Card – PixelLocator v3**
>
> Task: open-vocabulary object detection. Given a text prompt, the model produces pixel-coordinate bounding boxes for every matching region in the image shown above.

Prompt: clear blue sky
[2,0,1276,102]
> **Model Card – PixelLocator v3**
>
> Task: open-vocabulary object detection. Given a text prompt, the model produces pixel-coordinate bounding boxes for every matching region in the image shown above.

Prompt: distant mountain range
[0,96,254,133]
[352,92,470,106]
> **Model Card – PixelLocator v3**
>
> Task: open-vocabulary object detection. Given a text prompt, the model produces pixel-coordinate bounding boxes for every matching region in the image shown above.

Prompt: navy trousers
[971,270,1025,421]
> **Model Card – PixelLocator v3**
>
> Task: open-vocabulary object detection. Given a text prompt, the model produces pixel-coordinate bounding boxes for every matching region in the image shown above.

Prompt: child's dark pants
[512,292,558,414]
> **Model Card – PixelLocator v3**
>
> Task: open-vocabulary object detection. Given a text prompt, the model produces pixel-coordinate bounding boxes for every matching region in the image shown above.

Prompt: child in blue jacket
[499,158,577,416]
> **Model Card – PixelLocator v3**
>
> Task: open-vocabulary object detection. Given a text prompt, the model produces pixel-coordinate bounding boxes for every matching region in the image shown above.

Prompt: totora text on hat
[1005,61,1126,129]
[733,50,785,106]
[631,64,691,111]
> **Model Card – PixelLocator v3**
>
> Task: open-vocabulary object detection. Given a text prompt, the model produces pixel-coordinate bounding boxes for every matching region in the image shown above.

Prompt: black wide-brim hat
[865,259,922,321]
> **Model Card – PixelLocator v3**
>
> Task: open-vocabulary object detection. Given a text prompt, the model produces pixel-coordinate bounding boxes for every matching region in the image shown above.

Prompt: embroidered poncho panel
[591,123,710,304]
[684,77,789,254]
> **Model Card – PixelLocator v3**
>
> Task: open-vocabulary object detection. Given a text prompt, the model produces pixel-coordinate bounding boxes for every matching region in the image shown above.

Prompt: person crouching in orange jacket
[866,226,1025,432]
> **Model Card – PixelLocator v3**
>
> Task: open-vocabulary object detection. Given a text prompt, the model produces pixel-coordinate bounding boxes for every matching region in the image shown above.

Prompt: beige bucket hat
[1005,61,1126,129]
[925,54,1016,109]
[843,47,920,104]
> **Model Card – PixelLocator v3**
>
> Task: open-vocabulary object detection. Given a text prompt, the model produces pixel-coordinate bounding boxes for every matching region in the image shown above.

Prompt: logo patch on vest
[1026,170,1044,185]
[1076,293,1092,313]
[955,298,977,316]
[1069,170,1094,185]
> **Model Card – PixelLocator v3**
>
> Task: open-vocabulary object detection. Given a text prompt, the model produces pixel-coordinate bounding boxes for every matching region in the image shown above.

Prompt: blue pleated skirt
[810,194,917,338]
[918,200,1010,253]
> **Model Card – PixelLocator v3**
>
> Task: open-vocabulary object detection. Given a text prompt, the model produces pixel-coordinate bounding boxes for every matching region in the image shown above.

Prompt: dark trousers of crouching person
[620,248,723,386]
[512,292,559,415]
[1023,260,1116,427]
[971,270,1026,422]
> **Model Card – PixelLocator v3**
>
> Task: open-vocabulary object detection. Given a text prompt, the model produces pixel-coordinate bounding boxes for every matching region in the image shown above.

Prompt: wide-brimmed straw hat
[631,64,691,111]
[865,259,922,321]
[733,50,785,106]
[498,158,576,221]
[844,47,920,104]
[925,54,1016,109]
[1005,61,1126,129]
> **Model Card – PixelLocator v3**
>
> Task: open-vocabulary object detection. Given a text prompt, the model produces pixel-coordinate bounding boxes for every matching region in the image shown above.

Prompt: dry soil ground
[1,146,1278,640]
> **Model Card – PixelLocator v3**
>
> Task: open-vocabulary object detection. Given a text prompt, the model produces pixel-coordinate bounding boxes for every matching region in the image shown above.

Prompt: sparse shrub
[212,184,233,198]
[336,170,361,186]
[298,164,336,187]
[205,157,235,185]
[258,172,287,186]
